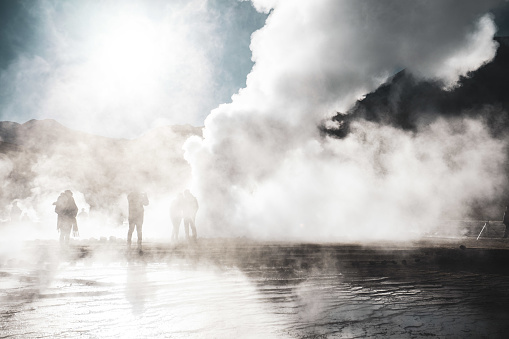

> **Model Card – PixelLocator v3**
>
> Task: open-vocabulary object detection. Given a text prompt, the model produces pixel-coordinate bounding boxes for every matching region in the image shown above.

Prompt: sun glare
[92,14,166,86]
[47,2,213,136]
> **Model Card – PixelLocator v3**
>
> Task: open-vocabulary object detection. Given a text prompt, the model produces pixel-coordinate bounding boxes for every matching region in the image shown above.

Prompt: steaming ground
[184,0,509,240]
[2,1,509,336]
[2,231,509,338]
[2,1,509,242]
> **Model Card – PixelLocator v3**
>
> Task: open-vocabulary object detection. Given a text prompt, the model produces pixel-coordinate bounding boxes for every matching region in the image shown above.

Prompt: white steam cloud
[185,0,507,240]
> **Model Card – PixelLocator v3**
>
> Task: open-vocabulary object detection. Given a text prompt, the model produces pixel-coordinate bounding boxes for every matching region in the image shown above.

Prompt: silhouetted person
[182,189,198,241]
[127,191,149,251]
[503,206,509,238]
[53,190,78,246]
[54,192,66,224]
[66,191,79,237]
[170,193,184,241]
[10,201,22,223]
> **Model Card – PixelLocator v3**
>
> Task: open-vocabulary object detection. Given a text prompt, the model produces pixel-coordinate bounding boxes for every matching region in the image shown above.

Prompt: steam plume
[185,0,507,240]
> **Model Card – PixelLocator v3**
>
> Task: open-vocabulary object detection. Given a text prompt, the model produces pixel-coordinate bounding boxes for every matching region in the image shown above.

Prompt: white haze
[184,0,508,241]
[0,122,200,248]
[0,0,507,244]
[0,0,231,138]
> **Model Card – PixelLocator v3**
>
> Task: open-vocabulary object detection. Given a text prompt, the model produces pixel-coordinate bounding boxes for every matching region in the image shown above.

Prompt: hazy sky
[0,1,509,139]
[0,0,508,138]
[0,0,267,138]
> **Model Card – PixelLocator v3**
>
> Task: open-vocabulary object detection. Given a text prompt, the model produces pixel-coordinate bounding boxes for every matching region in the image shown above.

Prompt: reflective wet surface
[2,238,509,338]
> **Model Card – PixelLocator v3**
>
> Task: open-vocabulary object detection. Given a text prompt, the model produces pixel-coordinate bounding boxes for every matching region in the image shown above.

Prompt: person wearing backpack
[53,190,78,246]
[170,192,184,242]
[127,191,149,252]
[182,189,198,241]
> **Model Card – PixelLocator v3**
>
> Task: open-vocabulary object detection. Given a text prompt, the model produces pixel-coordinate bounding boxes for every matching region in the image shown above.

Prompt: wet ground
[1,237,509,338]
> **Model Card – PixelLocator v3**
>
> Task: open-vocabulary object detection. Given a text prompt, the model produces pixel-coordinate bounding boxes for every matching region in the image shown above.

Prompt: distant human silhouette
[182,189,198,241]
[127,191,149,251]
[77,208,88,232]
[170,192,184,241]
[503,206,509,238]
[53,190,78,246]
[10,201,22,223]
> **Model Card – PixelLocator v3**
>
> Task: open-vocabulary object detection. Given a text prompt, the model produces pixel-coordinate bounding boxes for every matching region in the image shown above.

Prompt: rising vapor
[184,0,508,240]
[0,0,264,139]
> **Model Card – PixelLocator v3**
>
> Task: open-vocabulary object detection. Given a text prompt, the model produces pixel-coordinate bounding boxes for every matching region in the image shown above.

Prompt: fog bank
[184,0,508,240]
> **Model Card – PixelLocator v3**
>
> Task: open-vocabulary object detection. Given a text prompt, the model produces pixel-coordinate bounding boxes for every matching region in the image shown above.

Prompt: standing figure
[503,206,509,238]
[127,191,149,251]
[170,193,184,242]
[66,191,79,237]
[182,189,198,241]
[53,190,78,246]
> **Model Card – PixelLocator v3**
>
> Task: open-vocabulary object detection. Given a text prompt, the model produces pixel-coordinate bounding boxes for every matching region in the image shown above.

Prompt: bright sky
[0,0,267,138]
[1,0,509,139]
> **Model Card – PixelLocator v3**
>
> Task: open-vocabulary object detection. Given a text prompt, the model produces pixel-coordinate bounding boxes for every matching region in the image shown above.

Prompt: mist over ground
[3,2,509,338]
[0,120,201,244]
[184,0,509,240]
[1,0,509,243]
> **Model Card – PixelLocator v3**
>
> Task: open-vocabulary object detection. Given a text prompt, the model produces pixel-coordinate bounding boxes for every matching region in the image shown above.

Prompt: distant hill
[0,119,202,218]
[323,36,509,138]
[321,36,509,218]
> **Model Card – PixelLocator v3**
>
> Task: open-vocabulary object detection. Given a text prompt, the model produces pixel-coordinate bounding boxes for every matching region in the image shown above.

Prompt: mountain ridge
[322,36,509,139]
[0,119,203,219]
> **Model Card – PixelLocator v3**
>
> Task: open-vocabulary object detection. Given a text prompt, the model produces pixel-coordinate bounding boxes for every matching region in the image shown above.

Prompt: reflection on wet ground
[1,238,509,338]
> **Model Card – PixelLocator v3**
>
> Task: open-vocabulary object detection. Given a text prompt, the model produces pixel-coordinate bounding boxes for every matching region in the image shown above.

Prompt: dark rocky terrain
[1,238,509,338]
[322,37,509,138]
[321,36,509,219]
